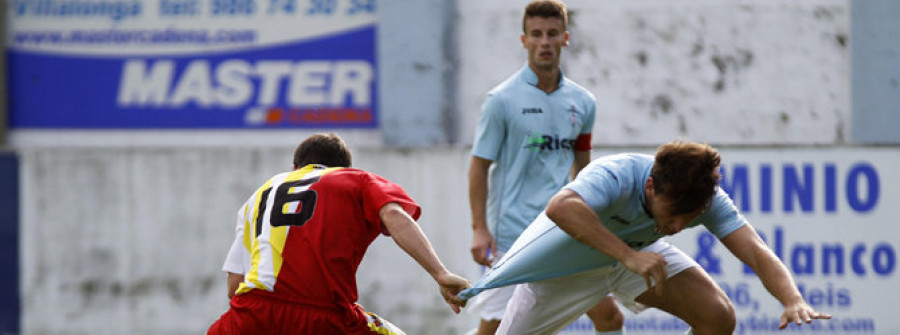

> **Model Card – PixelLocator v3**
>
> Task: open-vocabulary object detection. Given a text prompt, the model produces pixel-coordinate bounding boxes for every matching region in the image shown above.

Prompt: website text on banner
[8,0,378,129]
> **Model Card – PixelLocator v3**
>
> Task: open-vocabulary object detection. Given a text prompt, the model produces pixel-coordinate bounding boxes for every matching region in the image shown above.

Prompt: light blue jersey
[458,153,748,300]
[472,64,596,252]
[566,153,747,249]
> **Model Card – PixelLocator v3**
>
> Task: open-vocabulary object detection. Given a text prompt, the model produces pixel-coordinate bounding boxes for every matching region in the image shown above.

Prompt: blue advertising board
[7,0,377,129]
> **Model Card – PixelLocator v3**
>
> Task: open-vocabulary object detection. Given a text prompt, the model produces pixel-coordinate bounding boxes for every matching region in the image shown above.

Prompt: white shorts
[497,240,699,335]
[468,282,516,321]
[467,251,513,321]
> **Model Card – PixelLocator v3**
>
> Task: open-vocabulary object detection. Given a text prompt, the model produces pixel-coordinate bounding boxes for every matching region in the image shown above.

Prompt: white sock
[595,330,624,335]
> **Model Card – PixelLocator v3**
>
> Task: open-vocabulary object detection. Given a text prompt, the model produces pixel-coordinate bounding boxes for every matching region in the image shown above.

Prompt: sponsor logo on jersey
[521,107,543,114]
[523,134,576,151]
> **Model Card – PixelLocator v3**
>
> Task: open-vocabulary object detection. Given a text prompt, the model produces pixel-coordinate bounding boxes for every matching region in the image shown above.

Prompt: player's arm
[546,189,667,295]
[572,150,591,179]
[222,237,246,299]
[571,132,592,179]
[720,224,832,329]
[226,273,243,299]
[223,204,251,299]
[380,202,471,313]
[468,156,496,266]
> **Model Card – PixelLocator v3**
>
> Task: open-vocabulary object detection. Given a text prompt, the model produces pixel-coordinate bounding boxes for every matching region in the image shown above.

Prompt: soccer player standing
[467,1,624,334]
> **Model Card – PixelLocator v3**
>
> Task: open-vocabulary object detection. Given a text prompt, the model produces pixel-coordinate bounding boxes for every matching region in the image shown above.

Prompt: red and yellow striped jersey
[228,164,420,307]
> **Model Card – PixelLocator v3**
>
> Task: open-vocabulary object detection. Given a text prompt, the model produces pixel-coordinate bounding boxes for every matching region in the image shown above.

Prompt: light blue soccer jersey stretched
[566,153,746,250]
[458,153,748,300]
[472,64,596,252]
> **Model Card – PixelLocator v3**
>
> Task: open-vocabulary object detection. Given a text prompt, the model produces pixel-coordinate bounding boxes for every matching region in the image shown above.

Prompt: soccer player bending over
[462,140,831,335]
[208,133,470,335]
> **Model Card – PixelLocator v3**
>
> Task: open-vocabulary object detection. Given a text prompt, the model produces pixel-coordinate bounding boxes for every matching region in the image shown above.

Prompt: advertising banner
[7,0,377,129]
[559,147,895,334]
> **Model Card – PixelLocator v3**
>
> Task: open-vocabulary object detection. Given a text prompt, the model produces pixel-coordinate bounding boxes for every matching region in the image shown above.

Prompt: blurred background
[2,0,898,334]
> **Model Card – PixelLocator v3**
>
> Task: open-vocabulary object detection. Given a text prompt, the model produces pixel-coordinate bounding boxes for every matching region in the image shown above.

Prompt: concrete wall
[380,0,458,146]
[851,0,900,144]
[456,0,851,146]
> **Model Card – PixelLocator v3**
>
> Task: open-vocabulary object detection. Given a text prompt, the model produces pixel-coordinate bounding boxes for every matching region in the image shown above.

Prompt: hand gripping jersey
[223,164,420,307]
[458,154,748,300]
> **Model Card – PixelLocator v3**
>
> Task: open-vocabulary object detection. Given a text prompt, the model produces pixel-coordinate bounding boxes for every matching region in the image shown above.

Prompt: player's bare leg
[586,296,624,333]
[475,319,500,335]
[634,267,735,335]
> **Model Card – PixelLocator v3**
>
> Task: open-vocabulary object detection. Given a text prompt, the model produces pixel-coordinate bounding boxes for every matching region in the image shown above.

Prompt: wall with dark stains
[18,147,481,334]
[456,0,851,146]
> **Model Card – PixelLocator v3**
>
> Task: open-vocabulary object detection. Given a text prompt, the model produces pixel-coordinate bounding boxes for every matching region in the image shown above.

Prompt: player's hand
[622,251,667,296]
[436,272,471,314]
[778,300,832,329]
[470,227,497,266]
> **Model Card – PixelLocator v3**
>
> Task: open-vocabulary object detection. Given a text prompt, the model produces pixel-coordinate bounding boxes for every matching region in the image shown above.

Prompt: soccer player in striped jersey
[208,133,470,334]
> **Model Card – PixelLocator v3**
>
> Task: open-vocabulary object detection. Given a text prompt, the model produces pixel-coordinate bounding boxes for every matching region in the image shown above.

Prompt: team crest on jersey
[568,105,581,126]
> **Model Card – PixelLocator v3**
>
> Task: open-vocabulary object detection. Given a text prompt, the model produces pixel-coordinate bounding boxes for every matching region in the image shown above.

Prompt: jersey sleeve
[573,94,596,151]
[222,235,249,274]
[471,93,507,161]
[222,201,252,274]
[700,187,749,239]
[361,172,422,234]
[582,99,596,135]
[563,163,621,212]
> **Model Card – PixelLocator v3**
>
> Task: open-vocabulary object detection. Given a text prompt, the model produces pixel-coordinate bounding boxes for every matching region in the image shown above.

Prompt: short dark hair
[523,0,568,33]
[293,133,352,168]
[651,140,721,215]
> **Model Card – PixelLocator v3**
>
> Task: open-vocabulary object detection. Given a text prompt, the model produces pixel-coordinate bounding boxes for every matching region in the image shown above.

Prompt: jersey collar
[520,64,566,89]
